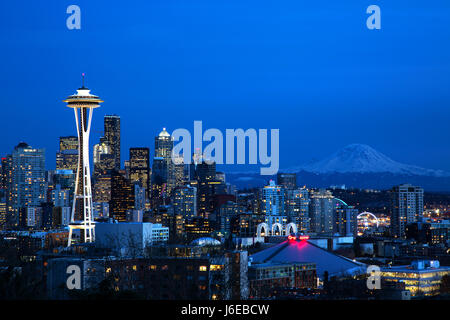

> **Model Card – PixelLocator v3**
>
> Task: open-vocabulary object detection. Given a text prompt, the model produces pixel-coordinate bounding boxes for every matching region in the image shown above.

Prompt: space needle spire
[64,74,103,246]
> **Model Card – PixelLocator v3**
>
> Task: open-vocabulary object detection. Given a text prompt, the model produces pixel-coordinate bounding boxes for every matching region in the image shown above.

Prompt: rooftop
[250,238,366,279]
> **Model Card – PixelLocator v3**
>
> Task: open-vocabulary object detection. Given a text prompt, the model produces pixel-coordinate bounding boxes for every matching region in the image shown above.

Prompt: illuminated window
[210,265,223,271]
[199,266,208,272]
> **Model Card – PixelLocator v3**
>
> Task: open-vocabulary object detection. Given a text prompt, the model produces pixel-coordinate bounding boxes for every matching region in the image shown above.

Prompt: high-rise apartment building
[261,180,285,216]
[260,180,287,234]
[173,185,197,219]
[309,189,334,235]
[390,184,424,238]
[285,188,310,233]
[333,199,358,237]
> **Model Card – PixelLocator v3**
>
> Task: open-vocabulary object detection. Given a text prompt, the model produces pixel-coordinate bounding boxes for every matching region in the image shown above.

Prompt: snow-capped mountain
[226,144,450,191]
[293,144,450,177]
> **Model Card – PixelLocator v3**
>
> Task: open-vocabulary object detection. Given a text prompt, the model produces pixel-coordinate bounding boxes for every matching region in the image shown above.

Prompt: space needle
[64,74,103,246]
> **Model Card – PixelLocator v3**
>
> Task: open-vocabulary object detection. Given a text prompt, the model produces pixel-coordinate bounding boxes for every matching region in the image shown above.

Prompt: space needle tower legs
[64,74,103,246]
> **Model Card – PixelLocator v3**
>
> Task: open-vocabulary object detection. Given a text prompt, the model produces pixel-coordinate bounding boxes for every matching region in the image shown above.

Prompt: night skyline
[1,1,450,172]
[1,2,450,304]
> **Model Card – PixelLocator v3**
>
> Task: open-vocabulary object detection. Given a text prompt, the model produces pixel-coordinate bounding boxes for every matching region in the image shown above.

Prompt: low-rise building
[46,257,106,299]
[380,260,450,297]
[248,262,316,299]
[95,222,169,256]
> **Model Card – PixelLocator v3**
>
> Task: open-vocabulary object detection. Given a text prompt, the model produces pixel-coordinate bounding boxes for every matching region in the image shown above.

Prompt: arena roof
[250,238,366,279]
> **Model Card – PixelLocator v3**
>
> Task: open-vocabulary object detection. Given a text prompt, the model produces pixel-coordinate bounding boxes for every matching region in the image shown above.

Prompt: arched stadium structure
[357,212,380,228]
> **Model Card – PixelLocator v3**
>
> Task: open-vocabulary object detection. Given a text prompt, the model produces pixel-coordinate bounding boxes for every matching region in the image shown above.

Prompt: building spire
[81,73,86,88]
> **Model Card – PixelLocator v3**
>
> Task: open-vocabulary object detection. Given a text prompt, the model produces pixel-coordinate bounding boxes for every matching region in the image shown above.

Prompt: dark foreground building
[248,261,316,299]
[45,250,249,300]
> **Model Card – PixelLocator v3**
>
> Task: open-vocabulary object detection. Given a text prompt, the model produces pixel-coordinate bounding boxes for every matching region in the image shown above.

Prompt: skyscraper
[129,147,150,199]
[194,160,217,217]
[110,170,134,222]
[64,78,103,245]
[151,128,175,207]
[0,202,6,230]
[155,128,175,190]
[2,155,13,225]
[173,185,197,219]
[390,184,424,238]
[155,128,173,159]
[0,157,6,192]
[59,135,78,151]
[173,154,186,188]
[104,115,121,170]
[56,136,78,172]
[93,138,114,204]
[1,156,10,195]
[93,175,112,203]
[151,157,167,208]
[93,139,114,176]
[10,142,46,227]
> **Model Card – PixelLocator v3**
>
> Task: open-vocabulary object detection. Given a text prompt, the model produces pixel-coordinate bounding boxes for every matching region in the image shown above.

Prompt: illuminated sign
[287,235,310,241]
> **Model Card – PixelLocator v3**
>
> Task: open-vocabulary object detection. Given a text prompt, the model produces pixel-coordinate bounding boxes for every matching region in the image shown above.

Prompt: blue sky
[1,1,450,172]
